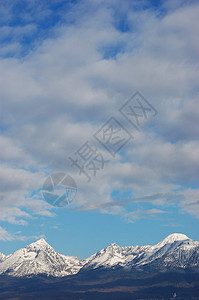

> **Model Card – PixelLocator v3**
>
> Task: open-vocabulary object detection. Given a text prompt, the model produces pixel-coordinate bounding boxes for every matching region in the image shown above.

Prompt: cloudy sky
[0,0,199,258]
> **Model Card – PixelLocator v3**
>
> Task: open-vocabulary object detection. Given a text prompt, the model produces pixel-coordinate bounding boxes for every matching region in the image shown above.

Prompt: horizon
[0,0,199,260]
[1,232,196,259]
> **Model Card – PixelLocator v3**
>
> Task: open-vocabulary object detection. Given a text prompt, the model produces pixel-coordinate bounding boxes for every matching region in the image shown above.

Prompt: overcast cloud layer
[0,0,199,240]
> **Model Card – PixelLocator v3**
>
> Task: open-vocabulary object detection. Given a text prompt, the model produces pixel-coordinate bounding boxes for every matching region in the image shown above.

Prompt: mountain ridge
[1,233,199,278]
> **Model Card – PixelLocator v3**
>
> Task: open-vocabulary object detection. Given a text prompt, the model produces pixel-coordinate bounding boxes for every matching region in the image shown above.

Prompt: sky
[0,0,199,259]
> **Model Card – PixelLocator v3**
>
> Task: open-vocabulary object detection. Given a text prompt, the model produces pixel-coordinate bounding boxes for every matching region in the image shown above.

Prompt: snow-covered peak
[29,238,49,246]
[156,233,190,248]
[110,242,119,246]
[36,238,47,243]
[106,243,120,250]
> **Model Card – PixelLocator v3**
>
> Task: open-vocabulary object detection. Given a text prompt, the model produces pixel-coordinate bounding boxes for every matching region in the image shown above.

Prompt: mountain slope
[82,243,150,270]
[141,238,199,271]
[128,233,191,267]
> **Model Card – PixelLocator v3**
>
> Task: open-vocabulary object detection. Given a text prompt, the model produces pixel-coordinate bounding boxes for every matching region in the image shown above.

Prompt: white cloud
[0,226,13,241]
[0,226,45,242]
[0,0,198,224]
[180,189,199,219]
[0,165,53,224]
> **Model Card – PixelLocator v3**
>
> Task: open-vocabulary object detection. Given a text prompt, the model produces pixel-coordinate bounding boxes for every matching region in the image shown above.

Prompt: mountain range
[1,233,199,278]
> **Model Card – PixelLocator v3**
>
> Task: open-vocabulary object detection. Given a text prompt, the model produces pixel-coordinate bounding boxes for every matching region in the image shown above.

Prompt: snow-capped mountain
[139,235,199,271]
[82,242,150,270]
[0,233,199,278]
[127,233,192,267]
[0,238,85,277]
[82,233,197,271]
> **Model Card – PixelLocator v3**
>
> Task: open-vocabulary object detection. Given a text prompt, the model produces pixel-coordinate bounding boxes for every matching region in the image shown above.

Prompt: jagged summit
[25,238,52,251]
[108,242,120,247]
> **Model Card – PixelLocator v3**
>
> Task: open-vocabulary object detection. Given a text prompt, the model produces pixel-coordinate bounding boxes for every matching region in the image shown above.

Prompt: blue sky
[0,0,199,258]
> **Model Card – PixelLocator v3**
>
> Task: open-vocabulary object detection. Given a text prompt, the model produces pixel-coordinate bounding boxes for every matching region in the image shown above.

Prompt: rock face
[0,233,199,277]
